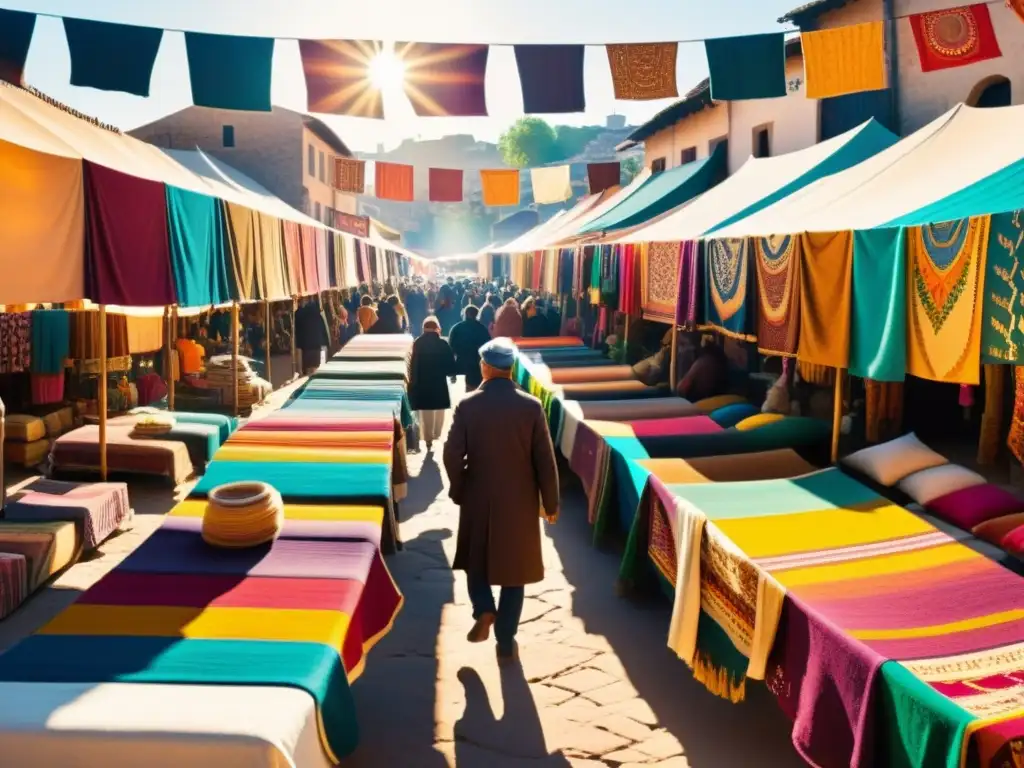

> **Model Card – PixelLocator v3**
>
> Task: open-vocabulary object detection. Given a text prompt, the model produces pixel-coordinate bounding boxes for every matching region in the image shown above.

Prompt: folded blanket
[194,462,391,506]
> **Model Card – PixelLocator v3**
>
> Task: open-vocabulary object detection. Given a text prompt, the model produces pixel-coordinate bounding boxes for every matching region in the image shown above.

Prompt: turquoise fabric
[705,33,786,101]
[184,32,274,111]
[850,228,907,381]
[981,210,1024,363]
[30,308,70,374]
[165,188,232,308]
[580,143,727,234]
[194,461,391,504]
[709,402,760,428]
[63,18,163,97]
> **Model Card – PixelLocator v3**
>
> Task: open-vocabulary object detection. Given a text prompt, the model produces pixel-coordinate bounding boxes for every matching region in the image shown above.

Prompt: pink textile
[626,415,722,438]
[1003,524,1024,553]
[0,553,27,620]
[30,373,64,405]
[959,384,974,407]
[136,373,168,406]
[925,483,1024,531]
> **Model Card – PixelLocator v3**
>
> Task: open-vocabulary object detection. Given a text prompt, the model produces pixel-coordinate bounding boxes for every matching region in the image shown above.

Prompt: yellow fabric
[852,609,1024,642]
[693,394,746,413]
[798,231,852,368]
[214,445,391,464]
[225,203,258,302]
[480,169,521,207]
[171,499,385,525]
[906,217,989,385]
[583,420,637,438]
[735,413,786,431]
[256,213,289,300]
[802,21,887,99]
[227,429,392,446]
[0,140,85,304]
[124,314,165,354]
[636,458,712,484]
[530,166,572,205]
[775,542,977,589]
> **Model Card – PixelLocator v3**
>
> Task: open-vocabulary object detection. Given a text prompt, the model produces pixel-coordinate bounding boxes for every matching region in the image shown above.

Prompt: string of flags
[335,157,623,206]
[0,2,1015,117]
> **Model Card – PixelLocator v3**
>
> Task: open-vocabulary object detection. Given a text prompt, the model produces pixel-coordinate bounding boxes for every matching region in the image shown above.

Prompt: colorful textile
[0,553,27,620]
[184,32,274,111]
[864,380,904,443]
[851,228,907,381]
[798,231,852,368]
[399,42,489,117]
[641,241,681,323]
[165,187,232,308]
[703,238,755,340]
[0,9,35,85]
[1009,366,1024,465]
[802,21,887,99]
[255,213,288,300]
[606,43,679,100]
[480,169,520,207]
[906,217,989,384]
[909,4,1001,73]
[676,240,702,327]
[587,162,620,194]
[334,158,367,194]
[704,32,786,101]
[514,45,586,113]
[224,203,257,301]
[428,167,464,203]
[981,209,1024,363]
[530,165,572,204]
[62,19,162,97]
[124,315,164,354]
[30,373,64,405]
[299,39,383,118]
[375,162,414,202]
[84,162,176,307]
[30,309,69,374]
[754,235,801,356]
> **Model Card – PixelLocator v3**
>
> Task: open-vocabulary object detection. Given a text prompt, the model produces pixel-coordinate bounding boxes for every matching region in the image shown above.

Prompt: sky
[10,0,801,152]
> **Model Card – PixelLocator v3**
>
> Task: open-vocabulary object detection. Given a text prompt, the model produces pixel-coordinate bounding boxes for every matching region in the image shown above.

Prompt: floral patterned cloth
[0,313,31,373]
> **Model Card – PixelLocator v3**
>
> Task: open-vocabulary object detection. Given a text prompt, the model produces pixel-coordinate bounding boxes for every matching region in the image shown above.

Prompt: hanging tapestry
[398,42,489,117]
[641,241,682,324]
[850,228,907,381]
[480,169,520,207]
[334,158,366,194]
[428,168,464,203]
[907,216,989,384]
[981,209,1024,363]
[606,43,679,100]
[299,40,383,118]
[0,9,35,86]
[703,238,755,340]
[797,231,852,368]
[1010,366,1024,465]
[375,162,414,202]
[63,19,163,97]
[704,32,786,101]
[754,235,801,356]
[1011,0,1024,24]
[514,45,586,114]
[802,22,886,99]
[185,33,274,111]
[676,240,702,328]
[588,162,621,194]
[909,4,1001,73]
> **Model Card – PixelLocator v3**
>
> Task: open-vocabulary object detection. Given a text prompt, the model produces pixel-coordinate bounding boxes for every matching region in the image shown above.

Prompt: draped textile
[255,213,288,300]
[298,39,383,118]
[165,188,232,308]
[224,203,258,302]
[797,231,852,368]
[334,158,366,194]
[70,310,129,359]
[909,4,1001,73]
[978,364,1004,465]
[676,240,701,328]
[300,226,321,294]
[619,245,640,317]
[513,45,586,113]
[704,32,786,101]
[62,18,162,97]
[864,380,904,443]
[83,162,175,307]
[981,209,1024,363]
[851,228,907,381]
[703,238,755,340]
[282,221,306,296]
[1010,366,1024,465]
[399,43,489,117]
[606,43,679,100]
[906,217,989,385]
[428,168,463,203]
[125,315,165,354]
[802,22,887,99]
[642,241,681,323]
[587,162,620,195]
[0,9,35,86]
[530,165,572,204]
[184,33,274,111]
[315,228,331,290]
[0,313,30,373]
[374,162,414,202]
[754,235,800,356]
[30,309,69,374]
[480,169,520,207]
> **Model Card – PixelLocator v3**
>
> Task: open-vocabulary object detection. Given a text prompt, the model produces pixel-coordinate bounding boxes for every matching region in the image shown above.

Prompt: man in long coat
[442,338,560,664]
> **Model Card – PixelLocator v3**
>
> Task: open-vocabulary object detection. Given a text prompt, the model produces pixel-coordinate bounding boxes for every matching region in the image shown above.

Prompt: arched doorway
[967,75,1011,108]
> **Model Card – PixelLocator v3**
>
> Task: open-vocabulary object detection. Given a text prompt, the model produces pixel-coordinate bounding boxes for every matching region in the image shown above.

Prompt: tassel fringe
[691,652,747,703]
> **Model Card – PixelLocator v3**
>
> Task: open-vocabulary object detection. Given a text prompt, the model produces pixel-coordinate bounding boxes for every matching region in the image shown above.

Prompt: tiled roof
[778,0,856,25]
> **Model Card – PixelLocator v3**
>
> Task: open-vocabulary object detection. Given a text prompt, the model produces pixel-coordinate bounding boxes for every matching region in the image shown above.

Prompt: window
[318,151,325,182]
[314,202,322,221]
[651,157,666,174]
[753,125,771,159]
[680,146,697,165]
[222,125,235,148]
[308,144,315,176]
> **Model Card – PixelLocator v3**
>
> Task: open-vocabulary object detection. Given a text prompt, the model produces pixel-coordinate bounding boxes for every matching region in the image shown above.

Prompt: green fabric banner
[850,228,907,381]
[185,32,274,111]
[705,33,786,101]
[981,209,1024,363]
[166,188,232,308]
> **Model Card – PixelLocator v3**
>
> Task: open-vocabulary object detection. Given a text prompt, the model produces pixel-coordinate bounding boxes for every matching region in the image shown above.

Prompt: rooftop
[778,0,857,25]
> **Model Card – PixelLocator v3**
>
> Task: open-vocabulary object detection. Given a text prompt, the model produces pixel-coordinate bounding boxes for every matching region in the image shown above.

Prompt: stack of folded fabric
[0,552,28,619]
[205,355,271,410]
[5,415,48,468]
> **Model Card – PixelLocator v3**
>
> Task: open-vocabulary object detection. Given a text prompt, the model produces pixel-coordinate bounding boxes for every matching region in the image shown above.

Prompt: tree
[553,125,603,160]
[498,117,559,168]
[620,156,643,185]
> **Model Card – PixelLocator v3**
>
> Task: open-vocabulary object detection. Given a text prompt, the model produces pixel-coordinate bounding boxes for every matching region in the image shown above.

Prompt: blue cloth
[705,33,786,101]
[30,309,69,374]
[850,228,906,381]
[185,32,274,111]
[63,18,162,96]
[709,402,760,428]
[480,338,518,370]
[0,9,35,86]
[513,45,585,114]
[467,577,525,655]
[165,188,232,308]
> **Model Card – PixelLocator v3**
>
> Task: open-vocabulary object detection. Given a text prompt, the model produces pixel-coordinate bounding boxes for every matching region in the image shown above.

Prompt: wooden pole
[669,324,679,393]
[231,302,240,416]
[831,368,845,463]
[98,305,108,481]
[168,305,177,410]
[291,297,298,379]
[263,299,272,389]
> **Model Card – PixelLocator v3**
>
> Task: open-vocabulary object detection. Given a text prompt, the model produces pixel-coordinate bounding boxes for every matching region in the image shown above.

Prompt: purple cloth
[513,45,586,114]
[675,239,701,327]
[5,481,131,551]
[399,43,489,117]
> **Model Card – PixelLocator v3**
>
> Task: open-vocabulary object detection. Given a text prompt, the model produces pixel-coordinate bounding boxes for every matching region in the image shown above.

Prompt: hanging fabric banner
[513,45,586,114]
[255,213,288,300]
[0,9,36,86]
[530,165,572,204]
[802,21,887,99]
[299,39,383,118]
[641,241,681,323]
[63,19,163,97]
[705,33,786,101]
[334,158,366,194]
[982,209,1024,363]
[398,42,489,117]
[850,228,907,381]
[185,32,274,111]
[165,187,232,308]
[606,43,679,100]
[281,220,305,295]
[797,231,852,368]
[754,234,801,356]
[335,213,370,238]
[703,237,755,340]
[676,240,702,328]
[428,168,464,203]
[375,161,415,202]
[480,169,520,207]
[909,4,1001,73]
[587,162,621,194]
[224,202,259,302]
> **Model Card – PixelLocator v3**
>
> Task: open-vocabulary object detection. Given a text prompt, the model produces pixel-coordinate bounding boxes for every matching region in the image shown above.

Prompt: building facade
[129,106,359,225]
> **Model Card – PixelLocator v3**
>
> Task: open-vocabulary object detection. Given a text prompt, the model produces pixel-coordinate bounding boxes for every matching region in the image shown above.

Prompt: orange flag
[480,169,520,207]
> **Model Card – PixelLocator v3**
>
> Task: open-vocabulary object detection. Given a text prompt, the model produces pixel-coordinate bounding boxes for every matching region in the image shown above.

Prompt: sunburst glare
[368,51,406,90]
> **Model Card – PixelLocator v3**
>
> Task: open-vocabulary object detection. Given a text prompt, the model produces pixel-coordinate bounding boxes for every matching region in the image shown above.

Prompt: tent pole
[168,305,177,410]
[291,296,298,379]
[669,324,679,393]
[98,305,108,482]
[231,302,240,416]
[264,299,272,390]
[831,368,844,463]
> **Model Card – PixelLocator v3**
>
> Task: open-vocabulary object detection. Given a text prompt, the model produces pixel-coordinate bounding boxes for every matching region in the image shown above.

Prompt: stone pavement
[346,387,807,768]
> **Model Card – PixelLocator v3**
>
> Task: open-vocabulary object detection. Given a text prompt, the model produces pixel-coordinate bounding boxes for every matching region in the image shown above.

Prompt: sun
[368,51,406,89]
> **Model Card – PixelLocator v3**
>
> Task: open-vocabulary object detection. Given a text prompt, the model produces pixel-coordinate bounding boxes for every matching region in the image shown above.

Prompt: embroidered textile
[334,158,366,194]
[981,209,1024,363]
[375,162,414,202]
[0,313,31,373]
[299,40,383,118]
[797,231,852,368]
[909,4,1001,73]
[754,235,800,356]
[676,240,702,328]
[428,168,464,203]
[606,43,679,100]
[514,45,586,113]
[642,241,682,323]
[907,217,989,384]
[1010,366,1024,465]
[479,169,520,207]
[399,43,489,117]
[587,162,620,194]
[704,238,754,340]
[648,491,678,586]
[802,21,887,99]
